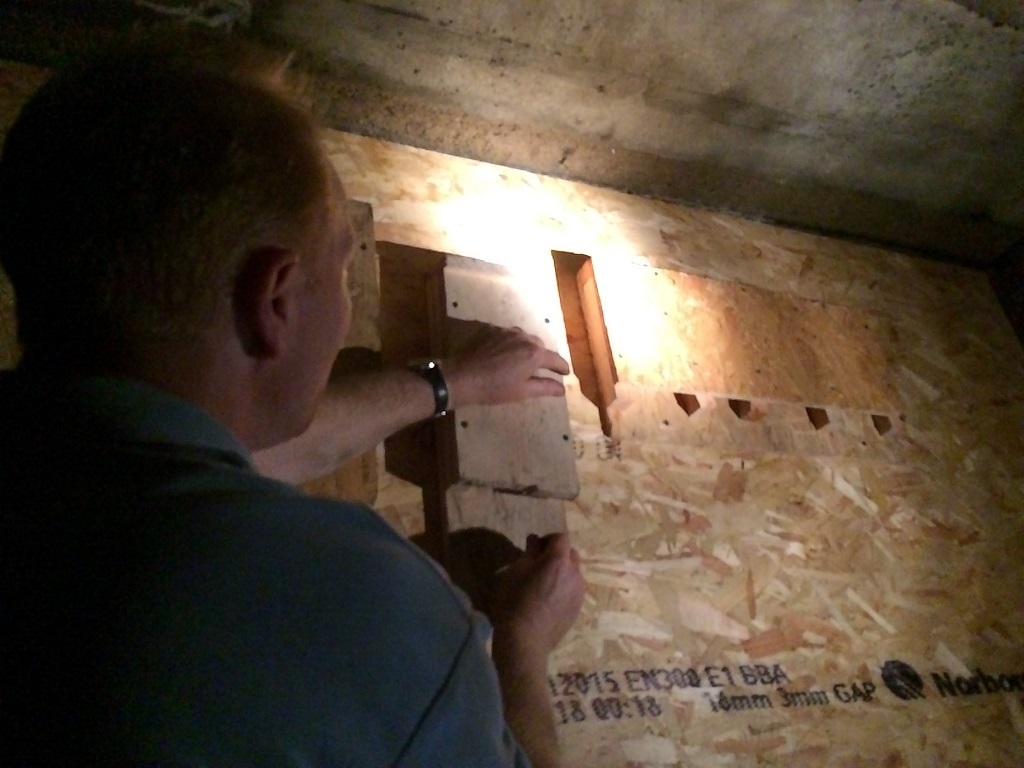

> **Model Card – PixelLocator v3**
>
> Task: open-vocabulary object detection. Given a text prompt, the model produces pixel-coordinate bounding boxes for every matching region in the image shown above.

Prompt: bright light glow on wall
[420,161,661,366]
[333,137,683,377]
[589,256,674,381]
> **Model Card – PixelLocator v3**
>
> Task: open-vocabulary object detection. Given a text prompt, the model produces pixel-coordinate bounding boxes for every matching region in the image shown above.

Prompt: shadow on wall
[0,268,18,369]
[990,238,1024,351]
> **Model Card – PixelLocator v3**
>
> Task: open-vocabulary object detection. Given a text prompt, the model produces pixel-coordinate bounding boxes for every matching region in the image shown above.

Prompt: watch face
[409,360,449,416]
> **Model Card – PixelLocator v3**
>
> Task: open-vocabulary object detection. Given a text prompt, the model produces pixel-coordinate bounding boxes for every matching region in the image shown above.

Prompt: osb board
[446,482,567,550]
[592,260,898,411]
[443,254,579,500]
[319,123,1024,765]
[375,445,428,540]
[548,434,1024,768]
[300,451,377,506]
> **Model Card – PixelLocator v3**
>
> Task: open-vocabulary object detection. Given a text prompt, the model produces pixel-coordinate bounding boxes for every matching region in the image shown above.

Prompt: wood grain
[593,259,900,411]
[443,254,579,500]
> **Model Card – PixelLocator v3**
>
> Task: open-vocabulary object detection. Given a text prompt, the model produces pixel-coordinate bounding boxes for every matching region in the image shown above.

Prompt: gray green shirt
[0,372,530,767]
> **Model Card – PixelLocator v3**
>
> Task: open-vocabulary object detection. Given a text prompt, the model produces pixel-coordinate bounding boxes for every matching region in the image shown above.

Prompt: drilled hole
[674,392,700,416]
[806,407,829,430]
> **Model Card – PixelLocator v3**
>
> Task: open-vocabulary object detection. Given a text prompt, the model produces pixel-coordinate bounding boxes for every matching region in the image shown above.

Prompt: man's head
[0,34,354,447]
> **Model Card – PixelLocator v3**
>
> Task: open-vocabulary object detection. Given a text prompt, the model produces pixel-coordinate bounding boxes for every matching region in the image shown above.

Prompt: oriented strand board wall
[593,261,900,411]
[319,131,1024,766]
[3,59,1023,767]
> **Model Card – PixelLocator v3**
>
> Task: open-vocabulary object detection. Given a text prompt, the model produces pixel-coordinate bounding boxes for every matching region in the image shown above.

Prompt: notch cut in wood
[675,392,701,416]
[806,406,830,430]
[552,251,618,437]
[592,260,899,412]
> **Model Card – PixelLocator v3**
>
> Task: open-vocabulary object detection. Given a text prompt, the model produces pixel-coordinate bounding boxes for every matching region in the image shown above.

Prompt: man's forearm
[253,368,434,484]
[492,631,561,768]
[254,325,570,485]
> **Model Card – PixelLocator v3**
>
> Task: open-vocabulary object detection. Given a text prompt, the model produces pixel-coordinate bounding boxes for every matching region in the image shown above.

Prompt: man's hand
[489,533,585,768]
[491,533,585,655]
[445,323,571,410]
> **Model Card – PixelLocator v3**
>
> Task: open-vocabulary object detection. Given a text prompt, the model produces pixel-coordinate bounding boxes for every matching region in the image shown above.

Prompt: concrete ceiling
[1,0,1023,269]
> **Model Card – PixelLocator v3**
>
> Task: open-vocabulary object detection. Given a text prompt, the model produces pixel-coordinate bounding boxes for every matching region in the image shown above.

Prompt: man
[0,34,584,766]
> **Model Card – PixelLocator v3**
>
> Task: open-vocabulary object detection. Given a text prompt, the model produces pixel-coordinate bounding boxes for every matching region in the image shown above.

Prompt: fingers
[447,322,571,406]
[526,376,566,398]
[534,347,571,376]
[492,532,584,651]
[522,532,574,561]
[536,532,573,558]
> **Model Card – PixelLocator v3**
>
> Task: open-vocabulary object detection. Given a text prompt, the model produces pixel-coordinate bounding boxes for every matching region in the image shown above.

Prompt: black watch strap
[409,360,450,418]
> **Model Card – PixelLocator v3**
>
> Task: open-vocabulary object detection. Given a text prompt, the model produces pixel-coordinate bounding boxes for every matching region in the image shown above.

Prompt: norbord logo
[932,668,1024,697]
[881,659,1024,701]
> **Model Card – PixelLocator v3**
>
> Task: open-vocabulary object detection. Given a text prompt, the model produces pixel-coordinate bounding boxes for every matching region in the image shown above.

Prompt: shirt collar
[0,371,254,469]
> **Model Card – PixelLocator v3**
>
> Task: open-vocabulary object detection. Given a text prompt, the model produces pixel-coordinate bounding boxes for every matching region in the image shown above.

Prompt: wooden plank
[446,482,567,550]
[301,203,381,505]
[341,199,380,351]
[442,254,579,500]
[590,260,900,411]
[549,432,1024,767]
[552,251,602,411]
[321,128,1024,768]
[378,241,447,488]
[576,257,617,435]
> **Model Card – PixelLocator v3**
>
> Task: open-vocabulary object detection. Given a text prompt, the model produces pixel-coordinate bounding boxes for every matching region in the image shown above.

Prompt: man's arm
[490,534,586,768]
[253,325,570,483]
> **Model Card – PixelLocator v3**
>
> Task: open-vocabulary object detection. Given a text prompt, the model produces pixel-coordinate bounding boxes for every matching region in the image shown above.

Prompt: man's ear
[232,246,302,359]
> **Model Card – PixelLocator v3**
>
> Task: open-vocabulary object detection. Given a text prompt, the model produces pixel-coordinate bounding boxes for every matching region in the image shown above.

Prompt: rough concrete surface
[1,0,1022,273]
[258,0,1024,229]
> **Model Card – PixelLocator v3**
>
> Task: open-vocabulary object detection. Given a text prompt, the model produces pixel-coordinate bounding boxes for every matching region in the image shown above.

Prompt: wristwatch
[408,359,450,418]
